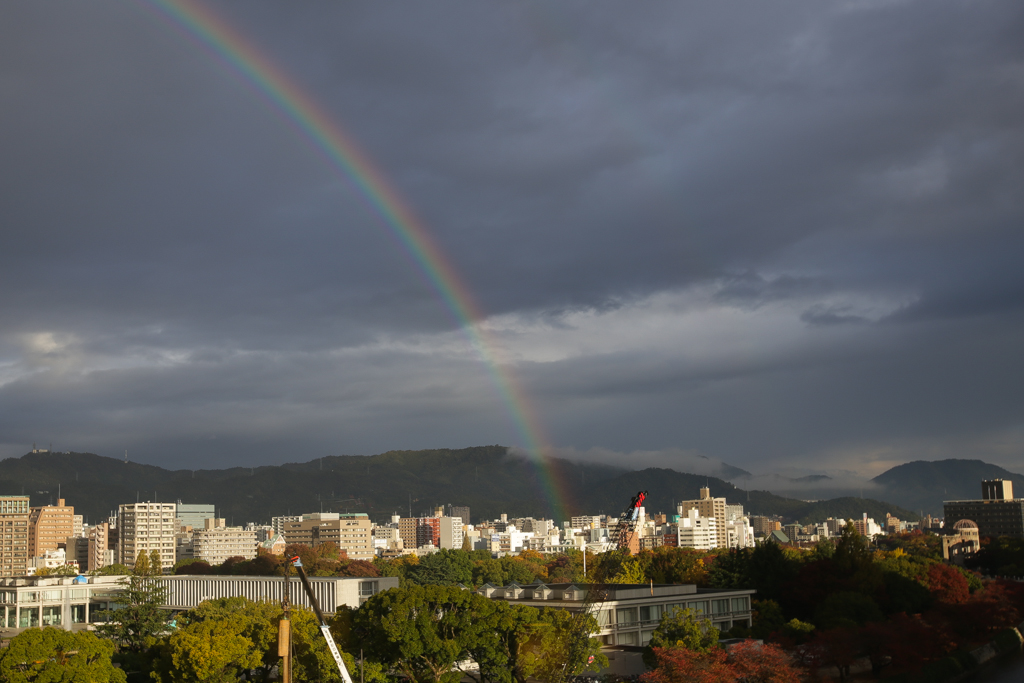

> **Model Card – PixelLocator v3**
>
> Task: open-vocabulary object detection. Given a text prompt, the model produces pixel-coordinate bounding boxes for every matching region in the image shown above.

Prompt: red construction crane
[610,490,648,555]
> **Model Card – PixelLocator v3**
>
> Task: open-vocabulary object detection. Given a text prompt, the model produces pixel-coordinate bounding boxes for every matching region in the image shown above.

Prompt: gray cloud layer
[2,1,1022,475]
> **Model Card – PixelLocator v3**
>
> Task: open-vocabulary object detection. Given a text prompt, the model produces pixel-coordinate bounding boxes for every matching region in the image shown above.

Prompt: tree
[354,583,481,683]
[408,548,474,585]
[459,599,539,683]
[642,607,718,668]
[611,555,647,584]
[33,563,79,576]
[133,550,151,577]
[0,628,127,683]
[518,607,606,683]
[91,563,132,576]
[833,523,871,576]
[727,640,801,683]
[813,591,883,630]
[150,548,162,574]
[151,618,262,683]
[803,627,860,683]
[927,563,970,604]
[641,646,732,683]
[171,596,282,682]
[95,574,171,652]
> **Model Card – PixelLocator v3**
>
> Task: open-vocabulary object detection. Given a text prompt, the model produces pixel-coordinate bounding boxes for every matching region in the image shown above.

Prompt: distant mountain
[0,447,917,526]
[871,459,1024,517]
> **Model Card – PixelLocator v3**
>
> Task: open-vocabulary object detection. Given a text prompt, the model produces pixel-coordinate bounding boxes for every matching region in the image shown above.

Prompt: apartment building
[451,506,471,526]
[118,502,177,572]
[176,503,215,530]
[678,488,727,549]
[87,523,113,572]
[282,513,373,561]
[439,516,464,550]
[191,518,257,565]
[677,508,717,550]
[0,496,30,577]
[272,515,302,536]
[29,498,75,557]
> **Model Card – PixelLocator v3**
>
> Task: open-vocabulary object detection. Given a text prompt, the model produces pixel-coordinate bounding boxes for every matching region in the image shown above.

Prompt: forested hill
[0,447,917,526]
[872,459,1024,516]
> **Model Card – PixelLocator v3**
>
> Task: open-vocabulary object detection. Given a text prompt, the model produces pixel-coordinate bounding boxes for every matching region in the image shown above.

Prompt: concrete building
[478,582,754,646]
[451,506,471,526]
[0,574,125,631]
[944,479,1024,539]
[72,515,83,538]
[272,515,302,536]
[0,496,31,577]
[282,513,373,561]
[157,574,397,612]
[942,519,981,565]
[29,499,75,557]
[65,537,89,571]
[750,516,782,537]
[679,488,728,549]
[175,503,215,530]
[87,523,113,572]
[28,548,78,574]
[677,508,717,550]
[191,518,257,565]
[438,516,464,550]
[118,502,177,572]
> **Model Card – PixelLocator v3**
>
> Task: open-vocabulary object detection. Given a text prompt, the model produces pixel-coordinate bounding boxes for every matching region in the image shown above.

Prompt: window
[42,606,61,626]
[686,601,707,614]
[20,592,38,603]
[616,607,637,625]
[639,605,662,623]
[71,604,87,623]
[731,597,749,613]
[712,599,730,615]
[618,631,638,646]
[19,607,39,628]
[358,581,379,597]
[43,590,62,601]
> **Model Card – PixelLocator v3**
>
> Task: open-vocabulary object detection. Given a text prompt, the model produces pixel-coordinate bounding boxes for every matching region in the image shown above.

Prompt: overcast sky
[2,1,1023,479]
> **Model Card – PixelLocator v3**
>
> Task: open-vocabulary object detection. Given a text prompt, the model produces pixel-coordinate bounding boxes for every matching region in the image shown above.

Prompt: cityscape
[4,1,1024,682]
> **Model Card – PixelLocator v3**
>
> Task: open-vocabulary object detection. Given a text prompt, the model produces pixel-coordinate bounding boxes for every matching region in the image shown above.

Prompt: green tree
[177,597,282,681]
[813,591,884,630]
[91,563,132,576]
[150,548,162,575]
[642,607,718,668]
[95,574,171,653]
[518,607,606,683]
[833,523,871,576]
[460,600,538,683]
[133,550,151,577]
[611,555,647,584]
[408,549,474,586]
[151,618,261,683]
[0,628,127,683]
[354,583,483,683]
[33,563,79,576]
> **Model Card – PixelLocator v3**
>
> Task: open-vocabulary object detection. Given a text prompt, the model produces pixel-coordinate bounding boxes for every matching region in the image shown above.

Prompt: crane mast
[282,556,355,683]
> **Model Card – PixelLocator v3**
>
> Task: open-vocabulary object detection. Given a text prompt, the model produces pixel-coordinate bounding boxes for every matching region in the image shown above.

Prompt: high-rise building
[0,496,30,577]
[282,513,373,561]
[945,480,1024,539]
[191,518,257,565]
[677,508,717,550]
[176,503,215,530]
[438,517,464,550]
[29,498,75,557]
[272,515,302,536]
[679,488,727,548]
[118,502,177,572]
[73,515,83,538]
[451,506,471,526]
[88,522,113,572]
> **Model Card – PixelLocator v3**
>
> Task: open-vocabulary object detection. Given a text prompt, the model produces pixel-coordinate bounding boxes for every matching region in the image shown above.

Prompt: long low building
[156,574,397,612]
[0,573,397,636]
[478,582,755,647]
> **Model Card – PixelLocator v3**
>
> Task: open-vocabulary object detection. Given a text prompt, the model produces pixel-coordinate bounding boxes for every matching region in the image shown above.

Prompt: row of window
[612,597,751,627]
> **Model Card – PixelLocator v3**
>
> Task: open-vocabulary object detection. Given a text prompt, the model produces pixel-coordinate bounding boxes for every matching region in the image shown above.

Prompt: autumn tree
[641,646,733,683]
[517,607,606,683]
[927,563,970,604]
[727,640,801,683]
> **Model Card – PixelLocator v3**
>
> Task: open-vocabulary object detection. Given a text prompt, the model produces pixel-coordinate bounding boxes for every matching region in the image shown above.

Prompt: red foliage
[340,559,379,577]
[927,564,969,604]
[860,612,950,675]
[641,647,731,683]
[641,642,799,683]
[727,641,800,683]
[801,628,860,682]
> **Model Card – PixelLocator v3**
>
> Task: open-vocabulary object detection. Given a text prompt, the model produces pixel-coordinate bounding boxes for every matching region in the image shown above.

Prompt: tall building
[88,522,113,572]
[451,506,471,526]
[272,515,302,536]
[679,488,727,548]
[29,498,75,557]
[191,518,257,565]
[118,502,177,572]
[945,480,1024,539]
[176,503,215,530]
[676,508,717,550]
[0,496,30,577]
[438,517,464,550]
[282,513,373,561]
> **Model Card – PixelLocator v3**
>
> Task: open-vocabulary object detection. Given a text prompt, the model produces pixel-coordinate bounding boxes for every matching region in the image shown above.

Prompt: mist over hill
[870,459,1024,517]
[0,446,917,526]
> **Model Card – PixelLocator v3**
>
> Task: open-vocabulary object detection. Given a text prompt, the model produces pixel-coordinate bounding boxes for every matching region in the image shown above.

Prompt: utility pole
[280,565,292,683]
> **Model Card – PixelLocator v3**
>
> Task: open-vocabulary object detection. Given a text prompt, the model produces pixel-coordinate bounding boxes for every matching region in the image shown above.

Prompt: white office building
[118,502,177,572]
[677,508,717,550]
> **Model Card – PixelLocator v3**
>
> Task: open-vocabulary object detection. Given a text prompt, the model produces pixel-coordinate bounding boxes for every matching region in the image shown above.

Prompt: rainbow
[141,0,573,521]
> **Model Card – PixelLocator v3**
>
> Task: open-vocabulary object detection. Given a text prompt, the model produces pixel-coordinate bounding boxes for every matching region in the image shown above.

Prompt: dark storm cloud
[1,1,1023,475]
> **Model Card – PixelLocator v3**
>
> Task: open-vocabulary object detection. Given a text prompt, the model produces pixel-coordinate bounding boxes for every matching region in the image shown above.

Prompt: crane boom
[610,490,648,554]
[289,556,354,683]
